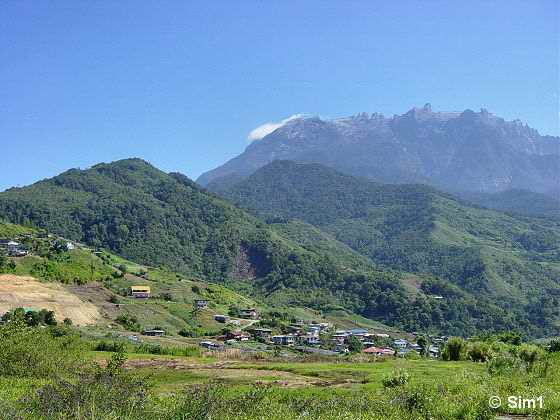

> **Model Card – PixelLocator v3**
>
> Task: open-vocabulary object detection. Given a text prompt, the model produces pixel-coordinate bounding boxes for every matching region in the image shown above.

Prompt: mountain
[458,189,560,218]
[217,160,560,336]
[2,159,558,336]
[0,159,413,330]
[198,105,560,195]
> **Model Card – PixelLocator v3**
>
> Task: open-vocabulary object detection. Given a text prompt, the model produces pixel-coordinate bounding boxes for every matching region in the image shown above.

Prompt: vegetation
[0,320,558,419]
[1,159,559,337]
[219,160,560,337]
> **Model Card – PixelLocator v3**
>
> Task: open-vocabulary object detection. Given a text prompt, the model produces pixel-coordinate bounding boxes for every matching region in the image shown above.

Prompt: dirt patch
[68,282,120,319]
[0,275,101,325]
[120,358,322,387]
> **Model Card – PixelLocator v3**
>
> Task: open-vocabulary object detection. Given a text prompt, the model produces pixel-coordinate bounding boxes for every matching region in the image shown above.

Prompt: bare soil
[0,274,101,325]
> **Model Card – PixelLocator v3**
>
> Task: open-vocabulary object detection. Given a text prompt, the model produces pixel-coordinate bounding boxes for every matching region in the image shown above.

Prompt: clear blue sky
[1,0,558,191]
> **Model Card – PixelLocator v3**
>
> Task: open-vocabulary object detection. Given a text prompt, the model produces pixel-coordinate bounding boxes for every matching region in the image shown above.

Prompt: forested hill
[217,160,560,336]
[0,159,410,329]
[1,158,559,337]
[0,158,301,282]
[457,189,560,218]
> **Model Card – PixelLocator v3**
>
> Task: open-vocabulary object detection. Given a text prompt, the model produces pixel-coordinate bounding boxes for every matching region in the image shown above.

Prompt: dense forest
[0,159,558,337]
[217,160,560,336]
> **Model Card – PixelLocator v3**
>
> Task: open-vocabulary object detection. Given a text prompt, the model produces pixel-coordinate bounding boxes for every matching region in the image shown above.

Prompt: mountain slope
[0,160,413,329]
[217,160,560,336]
[458,189,560,218]
[199,105,560,195]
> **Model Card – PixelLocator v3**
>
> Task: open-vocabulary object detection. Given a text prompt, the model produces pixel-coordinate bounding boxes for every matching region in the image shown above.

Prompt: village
[128,289,445,359]
[1,230,445,360]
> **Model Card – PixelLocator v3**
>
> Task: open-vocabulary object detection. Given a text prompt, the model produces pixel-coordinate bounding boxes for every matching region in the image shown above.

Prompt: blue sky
[1,0,558,191]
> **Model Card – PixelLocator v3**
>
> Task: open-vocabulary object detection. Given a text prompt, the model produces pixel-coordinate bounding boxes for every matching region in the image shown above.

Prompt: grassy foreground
[0,321,559,419]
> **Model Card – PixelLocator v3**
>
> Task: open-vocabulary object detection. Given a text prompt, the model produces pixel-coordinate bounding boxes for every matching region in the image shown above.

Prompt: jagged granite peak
[198,106,559,195]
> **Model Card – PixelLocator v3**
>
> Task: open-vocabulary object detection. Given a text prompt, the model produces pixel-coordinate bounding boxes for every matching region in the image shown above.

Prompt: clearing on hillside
[0,275,101,325]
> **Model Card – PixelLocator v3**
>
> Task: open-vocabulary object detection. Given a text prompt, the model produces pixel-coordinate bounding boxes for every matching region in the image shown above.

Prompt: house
[334,344,349,353]
[375,333,390,339]
[2,241,28,257]
[214,314,229,323]
[363,346,395,356]
[307,325,321,334]
[129,286,151,298]
[226,331,250,341]
[65,242,76,251]
[393,339,408,348]
[409,343,422,353]
[194,299,209,310]
[350,328,368,336]
[239,308,259,319]
[332,331,349,344]
[288,324,303,334]
[317,322,331,331]
[143,329,164,337]
[251,328,272,339]
[199,341,224,351]
[397,348,411,357]
[429,345,440,358]
[272,335,296,346]
[298,335,321,346]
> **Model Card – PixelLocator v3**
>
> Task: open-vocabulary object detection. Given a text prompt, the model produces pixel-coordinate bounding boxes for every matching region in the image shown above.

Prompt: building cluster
[0,240,28,257]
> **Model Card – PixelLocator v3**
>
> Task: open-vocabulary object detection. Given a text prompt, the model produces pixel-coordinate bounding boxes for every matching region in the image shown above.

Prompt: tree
[416,335,429,357]
[347,336,364,354]
[442,337,466,361]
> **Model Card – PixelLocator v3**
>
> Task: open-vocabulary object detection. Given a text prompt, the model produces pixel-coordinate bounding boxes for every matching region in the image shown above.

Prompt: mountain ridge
[216,160,560,336]
[198,105,560,195]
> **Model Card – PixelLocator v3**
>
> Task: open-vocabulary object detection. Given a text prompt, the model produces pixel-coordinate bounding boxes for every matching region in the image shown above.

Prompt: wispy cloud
[247,114,304,142]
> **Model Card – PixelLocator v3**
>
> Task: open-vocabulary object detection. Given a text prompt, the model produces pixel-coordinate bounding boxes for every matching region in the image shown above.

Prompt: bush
[382,369,410,388]
[109,295,121,304]
[21,351,151,419]
[115,314,142,332]
[487,354,521,375]
[549,339,560,353]
[94,341,126,353]
[467,342,491,362]
[517,344,544,371]
[0,320,82,378]
[442,337,466,361]
[347,336,364,354]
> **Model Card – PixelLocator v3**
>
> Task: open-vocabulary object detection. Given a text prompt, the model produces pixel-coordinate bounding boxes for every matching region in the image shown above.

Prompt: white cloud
[247,114,304,142]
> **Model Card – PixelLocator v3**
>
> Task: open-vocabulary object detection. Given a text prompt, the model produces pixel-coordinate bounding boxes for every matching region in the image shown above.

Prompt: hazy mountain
[458,189,560,218]
[199,105,560,195]
[218,160,560,336]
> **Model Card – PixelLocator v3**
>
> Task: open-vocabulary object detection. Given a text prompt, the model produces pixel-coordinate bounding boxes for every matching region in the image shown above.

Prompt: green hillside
[458,189,560,218]
[0,160,411,331]
[2,159,558,336]
[217,160,560,337]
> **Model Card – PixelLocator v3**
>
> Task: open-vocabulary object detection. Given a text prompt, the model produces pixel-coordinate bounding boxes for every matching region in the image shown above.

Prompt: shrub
[347,336,364,354]
[115,314,142,332]
[467,342,491,362]
[382,369,410,388]
[94,341,126,353]
[487,354,520,375]
[109,295,121,304]
[517,344,544,371]
[549,339,560,353]
[0,320,82,378]
[21,351,151,419]
[442,337,466,361]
